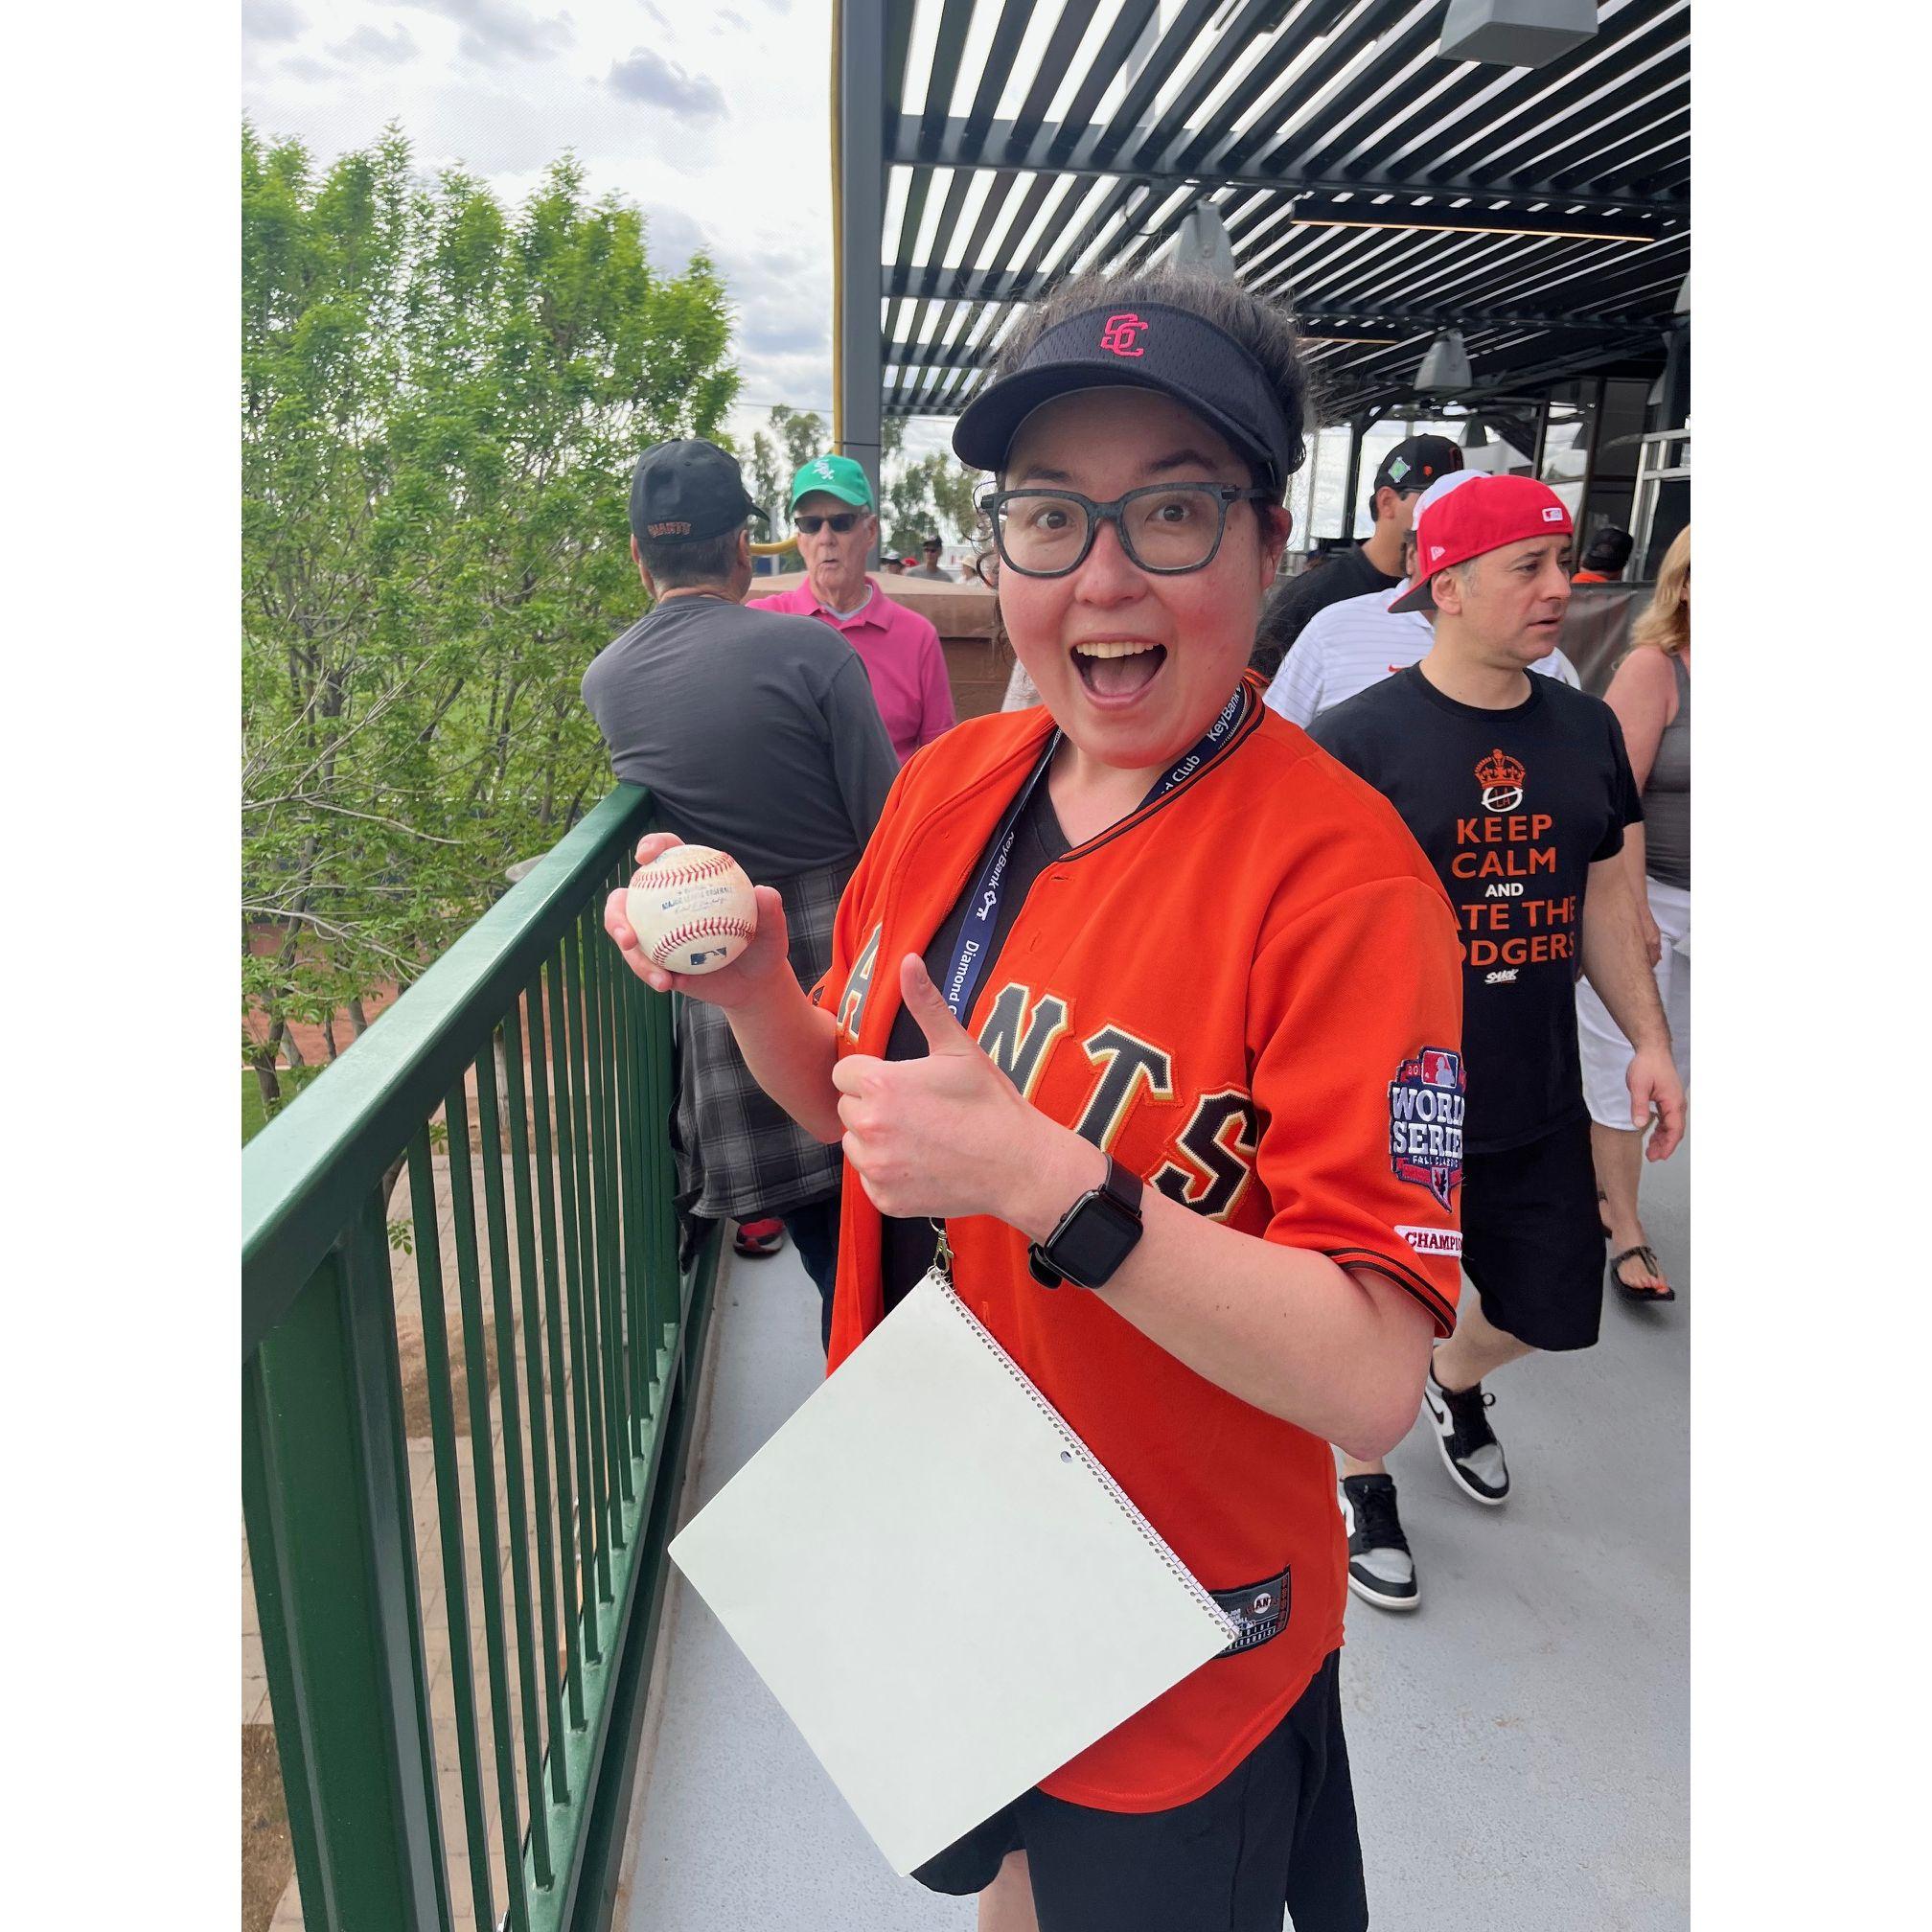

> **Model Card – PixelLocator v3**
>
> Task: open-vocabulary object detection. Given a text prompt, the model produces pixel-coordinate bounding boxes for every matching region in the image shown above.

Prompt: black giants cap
[628,439,769,544]
[952,302,1303,494]
[1372,435,1462,499]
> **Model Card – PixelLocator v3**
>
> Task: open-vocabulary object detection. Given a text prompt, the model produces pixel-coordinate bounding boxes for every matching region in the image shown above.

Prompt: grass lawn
[242,1066,324,1144]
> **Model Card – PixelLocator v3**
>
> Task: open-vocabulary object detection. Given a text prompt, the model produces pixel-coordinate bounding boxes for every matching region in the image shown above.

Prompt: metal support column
[1577,378,1607,538]
[835,0,886,563]
[1530,395,1550,483]
[1338,413,1368,540]
[1658,318,1690,433]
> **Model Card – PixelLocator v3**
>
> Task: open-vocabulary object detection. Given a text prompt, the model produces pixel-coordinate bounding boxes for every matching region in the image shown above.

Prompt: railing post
[242,1191,448,1932]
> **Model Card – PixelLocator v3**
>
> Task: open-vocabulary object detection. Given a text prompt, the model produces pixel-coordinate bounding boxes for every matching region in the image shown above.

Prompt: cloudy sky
[242,0,880,455]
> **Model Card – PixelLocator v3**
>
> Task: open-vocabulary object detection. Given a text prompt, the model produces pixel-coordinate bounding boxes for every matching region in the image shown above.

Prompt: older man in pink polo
[749,453,956,764]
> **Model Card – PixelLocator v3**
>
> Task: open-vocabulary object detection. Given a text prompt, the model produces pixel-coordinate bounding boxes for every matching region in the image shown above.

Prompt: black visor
[952,302,1303,494]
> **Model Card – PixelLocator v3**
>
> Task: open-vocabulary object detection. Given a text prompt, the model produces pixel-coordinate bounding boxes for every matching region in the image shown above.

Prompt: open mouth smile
[1070,639,1168,702]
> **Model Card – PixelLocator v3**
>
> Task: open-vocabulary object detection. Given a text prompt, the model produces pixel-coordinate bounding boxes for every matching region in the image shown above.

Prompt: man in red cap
[1308,474,1686,1612]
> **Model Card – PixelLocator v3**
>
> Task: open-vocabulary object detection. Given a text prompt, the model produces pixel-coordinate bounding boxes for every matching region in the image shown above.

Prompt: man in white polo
[1265,471,1580,729]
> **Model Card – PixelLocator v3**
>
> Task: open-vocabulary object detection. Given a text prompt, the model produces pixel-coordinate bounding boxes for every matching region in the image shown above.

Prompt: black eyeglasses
[794,511,865,535]
[978,483,1275,579]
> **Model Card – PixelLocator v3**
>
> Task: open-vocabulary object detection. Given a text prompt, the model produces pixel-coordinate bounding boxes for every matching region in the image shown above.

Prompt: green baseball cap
[789,452,874,512]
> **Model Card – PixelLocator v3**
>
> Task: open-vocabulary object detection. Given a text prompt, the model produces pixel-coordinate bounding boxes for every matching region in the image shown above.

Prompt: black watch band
[1027,1157,1144,1291]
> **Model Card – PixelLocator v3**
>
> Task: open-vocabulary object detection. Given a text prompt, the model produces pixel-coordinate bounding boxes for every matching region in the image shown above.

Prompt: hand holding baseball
[605,834,791,1008]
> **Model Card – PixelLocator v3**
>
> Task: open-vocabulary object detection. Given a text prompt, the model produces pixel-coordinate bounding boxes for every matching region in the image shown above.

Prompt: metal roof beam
[887,119,1687,219]
[1318,333,1666,419]
[885,302,1660,362]
[1182,0,1412,178]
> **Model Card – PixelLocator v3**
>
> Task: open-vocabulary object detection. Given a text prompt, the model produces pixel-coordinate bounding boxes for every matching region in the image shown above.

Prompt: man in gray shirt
[582,439,899,1348]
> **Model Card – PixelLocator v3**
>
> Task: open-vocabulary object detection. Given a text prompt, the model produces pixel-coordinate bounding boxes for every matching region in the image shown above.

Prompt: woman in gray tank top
[1576,527,1690,1302]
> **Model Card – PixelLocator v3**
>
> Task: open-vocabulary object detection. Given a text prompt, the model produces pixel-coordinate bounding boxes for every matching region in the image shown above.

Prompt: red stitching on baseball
[648,852,738,889]
[651,915,755,962]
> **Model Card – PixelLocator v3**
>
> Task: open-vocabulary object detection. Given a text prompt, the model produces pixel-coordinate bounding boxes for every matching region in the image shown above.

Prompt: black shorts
[1462,1114,1604,1352]
[910,1650,1367,1932]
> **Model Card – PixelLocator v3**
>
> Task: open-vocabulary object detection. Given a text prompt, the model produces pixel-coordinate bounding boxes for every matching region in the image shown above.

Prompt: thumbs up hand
[831,954,1088,1228]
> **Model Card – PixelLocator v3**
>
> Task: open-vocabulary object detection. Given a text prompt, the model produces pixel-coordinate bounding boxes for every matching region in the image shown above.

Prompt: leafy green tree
[879,417,981,560]
[747,403,829,521]
[242,122,740,1116]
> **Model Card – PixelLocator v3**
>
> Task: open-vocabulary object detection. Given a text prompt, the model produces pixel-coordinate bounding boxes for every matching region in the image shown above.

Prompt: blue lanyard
[937,684,1249,1022]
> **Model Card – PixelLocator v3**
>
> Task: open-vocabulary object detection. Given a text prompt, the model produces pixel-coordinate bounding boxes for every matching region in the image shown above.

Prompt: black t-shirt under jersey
[877,777,1073,1312]
[1309,666,1640,1154]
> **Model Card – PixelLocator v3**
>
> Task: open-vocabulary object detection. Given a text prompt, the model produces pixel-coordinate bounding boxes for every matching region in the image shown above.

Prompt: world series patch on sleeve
[1390,1046,1464,1259]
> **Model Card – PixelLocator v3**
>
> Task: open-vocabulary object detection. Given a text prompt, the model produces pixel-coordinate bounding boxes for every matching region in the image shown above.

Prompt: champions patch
[1396,1225,1463,1259]
[1389,1046,1464,1209]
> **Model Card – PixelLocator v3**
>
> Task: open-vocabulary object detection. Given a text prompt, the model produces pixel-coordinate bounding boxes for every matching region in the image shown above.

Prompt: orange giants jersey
[811,674,1463,1811]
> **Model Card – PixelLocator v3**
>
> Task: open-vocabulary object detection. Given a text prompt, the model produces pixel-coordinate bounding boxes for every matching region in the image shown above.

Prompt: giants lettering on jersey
[839,961,1274,1219]
[1388,1046,1464,1209]
[836,924,883,1043]
[1151,1090,1259,1223]
[967,992,1261,1220]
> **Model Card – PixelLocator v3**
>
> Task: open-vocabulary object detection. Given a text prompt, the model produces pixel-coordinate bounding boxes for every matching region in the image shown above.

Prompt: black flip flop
[1609,1244,1675,1303]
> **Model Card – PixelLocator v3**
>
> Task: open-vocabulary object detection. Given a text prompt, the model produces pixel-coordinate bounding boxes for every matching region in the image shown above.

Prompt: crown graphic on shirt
[1475,748,1526,789]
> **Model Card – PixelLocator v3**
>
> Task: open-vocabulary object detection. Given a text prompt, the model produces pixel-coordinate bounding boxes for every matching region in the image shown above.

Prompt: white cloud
[281,52,344,82]
[334,22,418,62]
[383,0,571,65]
[606,47,727,123]
[244,0,310,42]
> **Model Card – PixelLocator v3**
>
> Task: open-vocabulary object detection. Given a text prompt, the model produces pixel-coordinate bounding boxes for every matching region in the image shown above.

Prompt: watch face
[1053,1191,1143,1289]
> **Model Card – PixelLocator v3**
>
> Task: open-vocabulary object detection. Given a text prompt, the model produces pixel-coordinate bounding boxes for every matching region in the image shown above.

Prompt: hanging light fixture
[1167,201,1239,282]
[1438,0,1598,67]
[1416,329,1473,394]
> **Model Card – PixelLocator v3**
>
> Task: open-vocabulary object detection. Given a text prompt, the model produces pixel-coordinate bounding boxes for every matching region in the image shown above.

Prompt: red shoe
[733,1217,785,1258]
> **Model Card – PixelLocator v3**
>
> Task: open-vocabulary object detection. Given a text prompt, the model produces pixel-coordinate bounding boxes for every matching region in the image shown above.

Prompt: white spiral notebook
[668,1266,1236,1875]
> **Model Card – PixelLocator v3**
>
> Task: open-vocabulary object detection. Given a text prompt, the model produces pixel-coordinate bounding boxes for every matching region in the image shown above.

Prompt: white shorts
[1577,877,1690,1130]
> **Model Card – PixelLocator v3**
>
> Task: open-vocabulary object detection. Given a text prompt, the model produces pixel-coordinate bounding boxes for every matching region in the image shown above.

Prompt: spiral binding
[924,1269,1237,1645]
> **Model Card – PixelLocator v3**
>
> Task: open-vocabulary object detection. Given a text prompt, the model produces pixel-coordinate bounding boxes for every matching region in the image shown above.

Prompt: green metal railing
[243,785,721,1932]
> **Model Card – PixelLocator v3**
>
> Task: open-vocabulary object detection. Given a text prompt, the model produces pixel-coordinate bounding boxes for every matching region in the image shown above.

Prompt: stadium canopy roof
[841,0,1689,432]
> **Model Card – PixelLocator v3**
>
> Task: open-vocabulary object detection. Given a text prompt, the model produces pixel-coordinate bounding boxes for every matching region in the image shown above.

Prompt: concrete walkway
[625,1150,1689,1931]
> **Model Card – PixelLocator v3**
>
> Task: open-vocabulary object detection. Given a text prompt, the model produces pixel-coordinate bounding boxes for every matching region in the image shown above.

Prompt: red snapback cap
[1389,473,1574,613]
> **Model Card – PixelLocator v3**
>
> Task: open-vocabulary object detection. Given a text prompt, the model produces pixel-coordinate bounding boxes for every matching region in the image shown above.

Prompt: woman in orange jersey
[606,266,1464,1932]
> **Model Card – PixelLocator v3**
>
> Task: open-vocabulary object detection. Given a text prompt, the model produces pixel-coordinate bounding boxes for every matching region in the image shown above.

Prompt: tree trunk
[282,1022,308,1070]
[322,1015,340,1060]
[249,1016,287,1116]
[347,996,370,1037]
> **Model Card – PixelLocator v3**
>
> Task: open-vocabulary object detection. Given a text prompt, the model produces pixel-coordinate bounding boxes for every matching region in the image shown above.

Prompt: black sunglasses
[794,511,865,535]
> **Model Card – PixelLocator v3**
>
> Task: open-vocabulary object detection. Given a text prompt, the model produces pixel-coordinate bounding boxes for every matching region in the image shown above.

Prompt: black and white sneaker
[1420,1361,1510,1506]
[1340,1474,1419,1611]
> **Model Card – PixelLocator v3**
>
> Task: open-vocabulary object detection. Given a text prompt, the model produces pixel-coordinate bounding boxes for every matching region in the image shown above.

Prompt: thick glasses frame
[978,483,1275,578]
[794,510,866,534]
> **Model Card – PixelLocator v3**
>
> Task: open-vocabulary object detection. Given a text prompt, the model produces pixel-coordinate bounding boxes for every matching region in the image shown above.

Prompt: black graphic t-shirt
[1310,665,1640,1154]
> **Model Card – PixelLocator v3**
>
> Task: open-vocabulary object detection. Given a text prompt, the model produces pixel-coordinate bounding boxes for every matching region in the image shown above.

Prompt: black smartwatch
[1027,1157,1144,1290]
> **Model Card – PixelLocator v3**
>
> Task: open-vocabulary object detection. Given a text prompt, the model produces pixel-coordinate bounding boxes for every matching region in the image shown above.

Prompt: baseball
[625,845,758,976]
